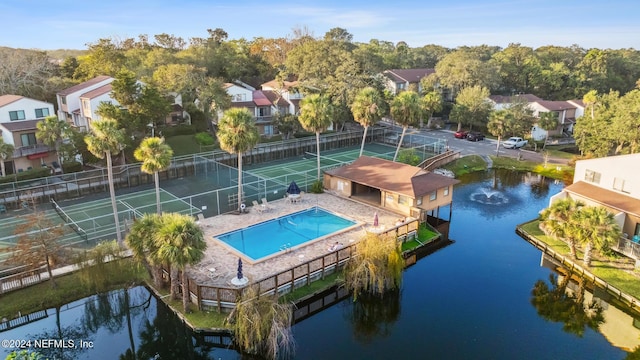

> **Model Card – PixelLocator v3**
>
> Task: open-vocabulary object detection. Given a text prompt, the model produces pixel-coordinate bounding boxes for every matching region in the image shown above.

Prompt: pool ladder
[280,242,292,252]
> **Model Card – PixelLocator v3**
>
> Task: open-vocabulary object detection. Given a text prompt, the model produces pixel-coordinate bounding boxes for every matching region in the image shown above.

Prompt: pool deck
[193,192,404,286]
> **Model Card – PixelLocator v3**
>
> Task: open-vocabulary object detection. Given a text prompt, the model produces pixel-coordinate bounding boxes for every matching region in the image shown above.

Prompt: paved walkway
[193,193,403,286]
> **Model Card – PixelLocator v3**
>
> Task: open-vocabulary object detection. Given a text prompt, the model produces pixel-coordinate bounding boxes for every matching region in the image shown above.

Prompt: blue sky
[2,0,638,50]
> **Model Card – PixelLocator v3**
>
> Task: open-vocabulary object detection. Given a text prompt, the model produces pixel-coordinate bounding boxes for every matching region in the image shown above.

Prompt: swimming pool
[214,207,358,263]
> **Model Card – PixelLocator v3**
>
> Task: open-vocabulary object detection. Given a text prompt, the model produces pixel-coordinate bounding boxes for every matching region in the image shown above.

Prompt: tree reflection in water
[531,274,604,337]
[346,289,401,343]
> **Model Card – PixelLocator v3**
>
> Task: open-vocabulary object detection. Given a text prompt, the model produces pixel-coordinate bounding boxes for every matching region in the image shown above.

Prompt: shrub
[62,161,82,173]
[397,149,421,166]
[310,180,324,193]
[194,132,215,146]
[161,124,196,137]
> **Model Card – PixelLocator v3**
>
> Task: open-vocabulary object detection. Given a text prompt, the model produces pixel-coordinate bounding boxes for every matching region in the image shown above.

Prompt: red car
[454,130,469,139]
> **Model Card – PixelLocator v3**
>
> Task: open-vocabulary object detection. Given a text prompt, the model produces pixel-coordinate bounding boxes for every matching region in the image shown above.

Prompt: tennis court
[243,143,423,191]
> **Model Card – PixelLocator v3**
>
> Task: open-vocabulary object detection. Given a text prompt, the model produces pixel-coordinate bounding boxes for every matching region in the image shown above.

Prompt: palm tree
[0,138,15,177]
[216,108,259,212]
[36,115,70,173]
[125,213,163,288]
[390,91,423,161]
[351,87,385,156]
[537,112,559,150]
[134,137,174,214]
[583,90,598,119]
[487,110,510,156]
[299,94,333,180]
[154,212,206,312]
[576,206,621,267]
[85,119,126,244]
[421,90,443,129]
[539,198,584,260]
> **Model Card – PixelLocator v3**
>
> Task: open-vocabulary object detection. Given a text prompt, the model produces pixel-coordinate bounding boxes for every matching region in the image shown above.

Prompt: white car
[502,137,528,149]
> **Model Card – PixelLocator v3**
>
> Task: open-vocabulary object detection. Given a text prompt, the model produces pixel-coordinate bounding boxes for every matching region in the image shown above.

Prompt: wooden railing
[179,244,357,312]
[0,268,44,294]
[517,225,640,313]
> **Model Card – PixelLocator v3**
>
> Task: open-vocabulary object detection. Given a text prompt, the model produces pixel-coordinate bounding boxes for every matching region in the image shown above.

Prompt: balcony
[613,237,640,260]
[13,144,51,158]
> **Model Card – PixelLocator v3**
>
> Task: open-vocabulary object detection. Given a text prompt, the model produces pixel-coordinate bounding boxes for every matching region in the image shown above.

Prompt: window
[233,94,245,102]
[416,198,422,206]
[35,108,49,118]
[614,177,631,193]
[83,100,90,112]
[385,194,394,203]
[398,195,409,205]
[584,169,601,184]
[9,110,25,121]
[21,133,37,146]
[443,186,449,196]
[61,96,67,105]
[429,191,437,201]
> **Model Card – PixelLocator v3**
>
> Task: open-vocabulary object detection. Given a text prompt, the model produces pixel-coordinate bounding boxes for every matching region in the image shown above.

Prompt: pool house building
[323,156,459,224]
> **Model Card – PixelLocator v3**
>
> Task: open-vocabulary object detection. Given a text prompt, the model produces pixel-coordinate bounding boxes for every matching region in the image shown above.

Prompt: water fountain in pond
[469,187,510,205]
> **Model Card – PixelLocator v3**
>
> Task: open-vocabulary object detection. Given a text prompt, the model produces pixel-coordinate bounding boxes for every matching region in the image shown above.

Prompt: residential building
[324,156,459,222]
[57,76,187,133]
[548,153,640,249]
[219,80,308,136]
[0,95,57,174]
[56,75,114,131]
[382,68,436,95]
[488,94,578,141]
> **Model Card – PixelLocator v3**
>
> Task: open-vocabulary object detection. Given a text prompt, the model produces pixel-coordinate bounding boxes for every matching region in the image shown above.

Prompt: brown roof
[80,84,112,99]
[384,69,435,83]
[0,119,40,132]
[57,75,112,96]
[261,79,299,90]
[564,181,640,217]
[229,101,256,108]
[489,94,543,104]
[535,100,575,111]
[0,95,23,107]
[325,156,459,198]
[262,90,289,106]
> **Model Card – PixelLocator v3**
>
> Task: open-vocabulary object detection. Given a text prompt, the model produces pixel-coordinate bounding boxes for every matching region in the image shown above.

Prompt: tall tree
[0,138,15,177]
[351,87,386,156]
[36,116,70,172]
[85,119,126,244]
[575,206,621,267]
[503,97,536,137]
[435,49,500,97]
[582,90,598,119]
[134,137,173,214]
[299,94,334,179]
[539,199,585,260]
[487,110,511,156]
[9,208,66,288]
[537,112,559,149]
[125,213,163,288]
[492,43,541,94]
[421,90,443,128]
[216,108,259,212]
[449,86,492,131]
[390,91,423,161]
[154,212,206,312]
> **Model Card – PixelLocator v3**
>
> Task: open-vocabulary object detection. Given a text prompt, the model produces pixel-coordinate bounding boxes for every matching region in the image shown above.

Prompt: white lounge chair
[261,198,275,210]
[252,200,265,214]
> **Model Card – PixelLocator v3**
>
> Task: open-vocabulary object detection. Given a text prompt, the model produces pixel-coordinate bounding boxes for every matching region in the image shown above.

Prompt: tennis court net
[51,199,88,241]
[304,152,352,169]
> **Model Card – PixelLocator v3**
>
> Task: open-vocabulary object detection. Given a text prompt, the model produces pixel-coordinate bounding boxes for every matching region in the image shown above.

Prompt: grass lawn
[490,156,573,180]
[519,220,640,300]
[442,155,487,176]
[0,259,148,319]
[165,134,207,156]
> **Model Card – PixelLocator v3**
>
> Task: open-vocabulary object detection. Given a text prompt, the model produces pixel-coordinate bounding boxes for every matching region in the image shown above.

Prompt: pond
[1,170,635,359]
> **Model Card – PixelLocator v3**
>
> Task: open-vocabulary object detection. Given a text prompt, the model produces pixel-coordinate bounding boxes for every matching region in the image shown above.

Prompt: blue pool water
[215,207,357,261]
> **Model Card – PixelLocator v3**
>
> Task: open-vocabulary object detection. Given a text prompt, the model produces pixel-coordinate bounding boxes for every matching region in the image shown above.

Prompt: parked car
[466,132,485,141]
[502,137,528,149]
[454,130,469,139]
